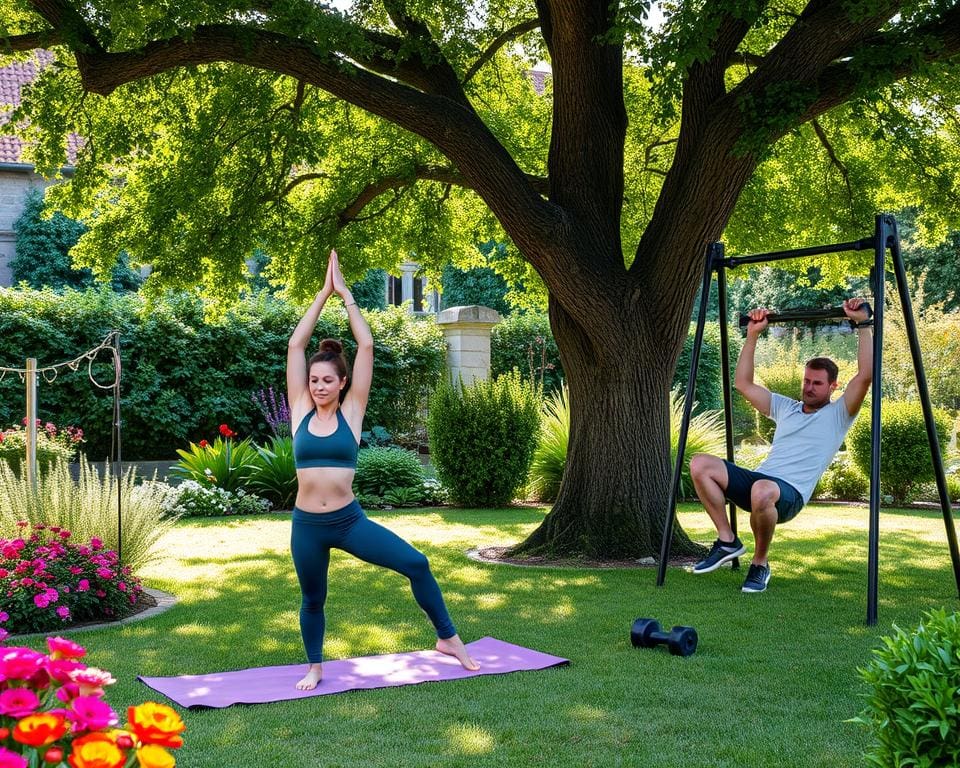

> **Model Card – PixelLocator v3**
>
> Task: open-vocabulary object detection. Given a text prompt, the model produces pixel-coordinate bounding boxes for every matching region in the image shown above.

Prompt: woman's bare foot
[436,635,480,671]
[295,663,323,690]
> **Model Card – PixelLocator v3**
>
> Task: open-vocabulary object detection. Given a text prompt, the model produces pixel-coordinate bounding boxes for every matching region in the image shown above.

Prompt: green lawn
[30,503,960,767]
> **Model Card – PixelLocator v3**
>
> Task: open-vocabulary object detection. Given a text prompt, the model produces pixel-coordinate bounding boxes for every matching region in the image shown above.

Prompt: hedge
[0,287,443,459]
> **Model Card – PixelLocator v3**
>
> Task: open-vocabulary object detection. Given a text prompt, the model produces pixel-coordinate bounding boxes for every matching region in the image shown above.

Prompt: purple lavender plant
[251,386,291,438]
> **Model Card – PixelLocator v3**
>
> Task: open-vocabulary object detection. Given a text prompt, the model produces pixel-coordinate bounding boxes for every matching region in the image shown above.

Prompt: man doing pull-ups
[689,297,874,593]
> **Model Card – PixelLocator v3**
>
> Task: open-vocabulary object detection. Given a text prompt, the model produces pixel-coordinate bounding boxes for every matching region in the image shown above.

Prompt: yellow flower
[127,703,185,749]
[137,744,175,768]
[67,732,126,768]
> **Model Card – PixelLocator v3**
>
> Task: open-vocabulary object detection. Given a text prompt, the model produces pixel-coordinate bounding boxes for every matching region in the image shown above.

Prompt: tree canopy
[4,0,960,557]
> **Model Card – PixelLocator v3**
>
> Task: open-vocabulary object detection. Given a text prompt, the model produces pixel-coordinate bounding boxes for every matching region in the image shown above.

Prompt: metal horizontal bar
[719,237,874,268]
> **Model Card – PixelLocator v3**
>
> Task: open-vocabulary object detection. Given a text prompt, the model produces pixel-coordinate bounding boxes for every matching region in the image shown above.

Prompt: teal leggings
[291,501,456,663]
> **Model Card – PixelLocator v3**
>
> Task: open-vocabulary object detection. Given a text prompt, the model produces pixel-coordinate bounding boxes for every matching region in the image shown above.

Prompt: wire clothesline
[0,331,120,390]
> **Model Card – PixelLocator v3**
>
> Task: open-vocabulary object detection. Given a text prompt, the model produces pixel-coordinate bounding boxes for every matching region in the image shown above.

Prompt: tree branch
[799,3,960,123]
[337,164,548,225]
[811,118,854,213]
[462,19,540,85]
[1,30,63,51]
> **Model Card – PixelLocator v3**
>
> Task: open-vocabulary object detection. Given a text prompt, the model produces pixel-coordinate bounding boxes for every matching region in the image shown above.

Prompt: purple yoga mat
[138,637,568,709]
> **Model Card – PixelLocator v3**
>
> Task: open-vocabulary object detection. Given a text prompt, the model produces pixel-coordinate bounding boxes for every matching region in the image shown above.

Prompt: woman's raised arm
[287,257,334,422]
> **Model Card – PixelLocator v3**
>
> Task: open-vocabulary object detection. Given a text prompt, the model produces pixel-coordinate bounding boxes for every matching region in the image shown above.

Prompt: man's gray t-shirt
[756,392,857,505]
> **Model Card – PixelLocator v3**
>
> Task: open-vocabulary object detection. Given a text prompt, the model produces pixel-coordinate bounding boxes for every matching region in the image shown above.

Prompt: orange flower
[127,703,185,749]
[12,712,68,747]
[136,744,175,768]
[67,733,126,768]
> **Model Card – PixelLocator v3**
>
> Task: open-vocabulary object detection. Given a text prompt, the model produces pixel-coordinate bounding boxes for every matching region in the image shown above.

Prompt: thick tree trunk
[512,296,704,560]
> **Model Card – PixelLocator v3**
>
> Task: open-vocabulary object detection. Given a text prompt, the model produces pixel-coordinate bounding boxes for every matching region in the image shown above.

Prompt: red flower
[198,440,209,448]
[218,424,235,439]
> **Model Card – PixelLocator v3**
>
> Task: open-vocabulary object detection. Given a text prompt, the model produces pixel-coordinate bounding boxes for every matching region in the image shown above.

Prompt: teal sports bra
[293,409,359,470]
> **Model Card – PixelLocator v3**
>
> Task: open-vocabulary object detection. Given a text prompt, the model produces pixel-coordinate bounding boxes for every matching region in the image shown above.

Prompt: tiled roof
[0,51,78,166]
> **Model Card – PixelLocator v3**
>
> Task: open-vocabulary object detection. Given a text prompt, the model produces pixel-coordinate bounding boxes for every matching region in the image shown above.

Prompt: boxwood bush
[847,401,951,504]
[854,609,960,767]
[428,372,540,507]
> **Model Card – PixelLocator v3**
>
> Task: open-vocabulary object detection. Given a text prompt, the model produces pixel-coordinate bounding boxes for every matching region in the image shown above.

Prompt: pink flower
[0,647,46,680]
[69,566,83,575]
[48,637,86,660]
[118,582,127,592]
[95,590,106,598]
[76,579,90,592]
[33,593,50,609]
[58,530,71,540]
[0,746,27,768]
[89,537,103,551]
[20,577,34,588]
[70,667,116,694]
[0,611,8,623]
[46,658,85,684]
[0,687,40,718]
[95,568,113,579]
[68,695,118,731]
[0,569,8,578]
[0,629,8,643]
[56,683,80,703]
[45,587,59,602]
[56,606,70,619]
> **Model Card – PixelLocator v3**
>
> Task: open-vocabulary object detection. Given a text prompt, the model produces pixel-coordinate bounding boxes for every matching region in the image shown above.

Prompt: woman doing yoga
[286,250,478,690]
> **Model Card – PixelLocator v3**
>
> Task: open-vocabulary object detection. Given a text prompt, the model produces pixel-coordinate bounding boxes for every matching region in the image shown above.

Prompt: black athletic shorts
[722,460,804,523]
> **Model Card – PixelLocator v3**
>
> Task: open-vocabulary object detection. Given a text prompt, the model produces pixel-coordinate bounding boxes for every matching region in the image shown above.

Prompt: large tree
[3,0,960,558]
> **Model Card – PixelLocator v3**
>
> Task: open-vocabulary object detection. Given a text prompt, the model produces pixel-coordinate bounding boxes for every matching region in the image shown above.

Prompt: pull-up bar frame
[656,214,960,626]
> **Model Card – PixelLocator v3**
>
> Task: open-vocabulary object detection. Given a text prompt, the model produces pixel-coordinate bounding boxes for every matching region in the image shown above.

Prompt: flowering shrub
[0,421,84,475]
[251,387,291,438]
[171,427,257,493]
[0,524,142,636]
[159,481,272,518]
[0,636,185,767]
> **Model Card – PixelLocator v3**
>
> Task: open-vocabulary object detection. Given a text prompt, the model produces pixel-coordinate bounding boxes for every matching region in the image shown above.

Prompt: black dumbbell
[630,618,698,657]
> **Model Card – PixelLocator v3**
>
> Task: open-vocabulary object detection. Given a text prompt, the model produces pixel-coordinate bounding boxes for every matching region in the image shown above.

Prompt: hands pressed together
[318,249,352,304]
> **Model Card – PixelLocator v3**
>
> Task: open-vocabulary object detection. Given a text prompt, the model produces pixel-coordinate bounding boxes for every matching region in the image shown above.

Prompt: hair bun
[318,339,343,355]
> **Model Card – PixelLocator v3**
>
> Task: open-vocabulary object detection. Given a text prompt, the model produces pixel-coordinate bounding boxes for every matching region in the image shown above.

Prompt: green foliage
[440,264,510,316]
[0,287,443,459]
[364,305,446,436]
[159,480,272,517]
[670,390,726,498]
[674,323,725,413]
[11,188,142,292]
[854,609,960,768]
[171,436,258,493]
[847,401,952,504]
[0,458,175,572]
[351,269,388,311]
[245,436,298,510]
[526,384,570,503]
[490,313,564,395]
[882,297,960,412]
[428,372,540,507]
[381,486,425,508]
[818,453,870,501]
[354,447,425,498]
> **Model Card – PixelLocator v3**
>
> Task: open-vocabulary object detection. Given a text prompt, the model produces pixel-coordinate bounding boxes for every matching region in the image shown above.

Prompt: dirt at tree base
[471,546,702,569]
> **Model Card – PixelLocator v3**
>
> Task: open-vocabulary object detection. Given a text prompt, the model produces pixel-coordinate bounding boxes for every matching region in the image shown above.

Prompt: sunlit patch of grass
[18,501,960,768]
[444,723,496,755]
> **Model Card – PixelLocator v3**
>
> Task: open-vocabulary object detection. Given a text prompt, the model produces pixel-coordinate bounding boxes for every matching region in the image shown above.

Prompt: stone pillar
[399,262,418,310]
[436,305,501,388]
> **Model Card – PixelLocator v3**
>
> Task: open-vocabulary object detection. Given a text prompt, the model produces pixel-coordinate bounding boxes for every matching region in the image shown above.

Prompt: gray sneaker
[741,563,771,593]
[692,537,746,574]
